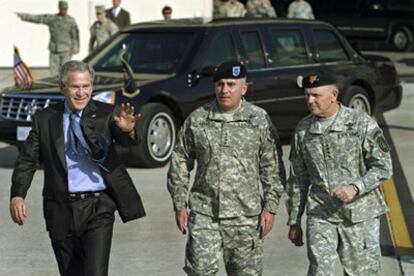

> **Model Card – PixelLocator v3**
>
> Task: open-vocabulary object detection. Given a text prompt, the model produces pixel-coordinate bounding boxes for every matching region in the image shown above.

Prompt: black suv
[0,18,402,167]
[309,0,414,51]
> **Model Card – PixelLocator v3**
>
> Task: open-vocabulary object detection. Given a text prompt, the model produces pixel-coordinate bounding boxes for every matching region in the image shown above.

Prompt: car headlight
[93,91,115,104]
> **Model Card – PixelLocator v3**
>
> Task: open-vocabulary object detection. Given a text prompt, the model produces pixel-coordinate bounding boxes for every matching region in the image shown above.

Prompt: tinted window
[93,32,193,74]
[241,31,266,69]
[201,33,237,68]
[270,29,308,66]
[313,30,349,62]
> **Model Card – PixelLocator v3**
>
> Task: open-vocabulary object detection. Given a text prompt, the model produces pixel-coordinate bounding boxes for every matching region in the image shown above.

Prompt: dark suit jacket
[11,100,145,240]
[106,8,131,29]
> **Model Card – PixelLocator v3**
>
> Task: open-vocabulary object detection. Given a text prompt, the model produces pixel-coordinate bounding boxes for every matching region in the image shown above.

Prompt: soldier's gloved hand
[331,184,358,203]
[175,208,188,235]
[288,225,304,246]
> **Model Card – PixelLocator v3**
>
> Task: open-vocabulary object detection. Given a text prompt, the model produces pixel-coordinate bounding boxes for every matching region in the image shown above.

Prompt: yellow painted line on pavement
[381,178,414,256]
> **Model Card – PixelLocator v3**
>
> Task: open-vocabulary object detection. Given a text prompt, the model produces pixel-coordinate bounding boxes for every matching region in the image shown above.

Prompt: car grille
[0,93,63,122]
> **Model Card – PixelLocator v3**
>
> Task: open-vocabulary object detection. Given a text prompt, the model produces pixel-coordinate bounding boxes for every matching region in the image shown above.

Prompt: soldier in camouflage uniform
[89,6,118,53]
[16,1,79,76]
[287,0,315,20]
[286,68,393,276]
[167,61,285,276]
[246,0,277,17]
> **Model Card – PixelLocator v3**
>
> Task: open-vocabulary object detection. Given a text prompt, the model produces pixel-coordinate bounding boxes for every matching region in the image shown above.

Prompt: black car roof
[121,17,333,32]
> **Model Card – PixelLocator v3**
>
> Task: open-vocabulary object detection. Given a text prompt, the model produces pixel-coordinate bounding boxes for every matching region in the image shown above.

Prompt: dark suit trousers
[51,192,116,276]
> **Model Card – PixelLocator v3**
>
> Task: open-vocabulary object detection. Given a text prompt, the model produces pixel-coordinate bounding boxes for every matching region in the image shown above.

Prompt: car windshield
[91,32,194,74]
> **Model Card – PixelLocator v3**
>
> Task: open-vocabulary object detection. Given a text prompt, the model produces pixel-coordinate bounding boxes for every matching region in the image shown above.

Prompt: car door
[236,24,312,133]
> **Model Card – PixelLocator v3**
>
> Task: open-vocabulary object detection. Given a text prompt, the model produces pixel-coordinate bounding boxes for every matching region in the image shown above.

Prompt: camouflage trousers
[49,51,71,76]
[184,212,263,276]
[306,216,381,276]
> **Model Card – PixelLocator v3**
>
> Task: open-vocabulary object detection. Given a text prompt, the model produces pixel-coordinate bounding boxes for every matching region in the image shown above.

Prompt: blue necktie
[68,112,109,172]
[69,112,91,156]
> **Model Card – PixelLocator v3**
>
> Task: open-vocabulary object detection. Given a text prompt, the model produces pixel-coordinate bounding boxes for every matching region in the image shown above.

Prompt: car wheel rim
[349,94,371,114]
[394,31,408,50]
[147,112,175,162]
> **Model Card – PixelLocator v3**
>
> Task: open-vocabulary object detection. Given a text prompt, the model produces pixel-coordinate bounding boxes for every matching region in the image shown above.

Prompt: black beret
[213,61,246,82]
[302,68,337,89]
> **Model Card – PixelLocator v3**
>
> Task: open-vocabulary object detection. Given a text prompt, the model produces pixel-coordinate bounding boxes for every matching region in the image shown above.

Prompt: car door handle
[247,81,254,86]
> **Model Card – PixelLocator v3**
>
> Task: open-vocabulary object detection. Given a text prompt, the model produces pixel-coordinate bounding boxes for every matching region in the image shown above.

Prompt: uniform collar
[309,104,354,134]
[208,98,252,122]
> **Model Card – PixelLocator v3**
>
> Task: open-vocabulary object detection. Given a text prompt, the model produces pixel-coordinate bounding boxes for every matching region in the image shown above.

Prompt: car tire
[341,86,372,115]
[392,26,414,52]
[125,103,176,168]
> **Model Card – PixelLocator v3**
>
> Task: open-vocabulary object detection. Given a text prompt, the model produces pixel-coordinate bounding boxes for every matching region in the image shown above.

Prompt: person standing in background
[89,5,118,53]
[220,0,247,17]
[287,0,315,19]
[246,0,277,17]
[162,6,173,21]
[16,0,79,76]
[106,0,131,29]
[213,0,225,17]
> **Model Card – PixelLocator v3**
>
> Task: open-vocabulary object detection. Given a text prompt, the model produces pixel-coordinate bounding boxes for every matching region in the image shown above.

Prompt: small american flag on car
[14,46,34,89]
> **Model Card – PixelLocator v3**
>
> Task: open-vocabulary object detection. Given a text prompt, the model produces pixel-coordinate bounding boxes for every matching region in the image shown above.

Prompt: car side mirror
[187,66,216,87]
[120,47,138,94]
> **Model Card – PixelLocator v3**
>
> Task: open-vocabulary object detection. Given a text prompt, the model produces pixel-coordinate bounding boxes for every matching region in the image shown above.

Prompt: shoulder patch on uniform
[374,131,390,153]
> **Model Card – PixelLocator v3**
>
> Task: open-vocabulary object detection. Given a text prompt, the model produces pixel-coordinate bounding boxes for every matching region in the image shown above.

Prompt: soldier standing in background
[167,61,286,275]
[287,0,315,19]
[89,5,118,53]
[246,0,277,17]
[213,0,225,17]
[220,0,247,17]
[16,1,79,76]
[287,69,393,275]
[106,0,131,29]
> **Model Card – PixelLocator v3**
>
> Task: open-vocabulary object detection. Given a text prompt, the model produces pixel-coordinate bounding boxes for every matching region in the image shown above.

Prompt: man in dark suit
[106,0,131,29]
[10,60,145,276]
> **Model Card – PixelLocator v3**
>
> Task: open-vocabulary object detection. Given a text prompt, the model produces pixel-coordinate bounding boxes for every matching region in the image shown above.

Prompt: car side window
[94,32,193,74]
[313,30,349,62]
[240,31,266,70]
[201,33,237,68]
[269,29,308,66]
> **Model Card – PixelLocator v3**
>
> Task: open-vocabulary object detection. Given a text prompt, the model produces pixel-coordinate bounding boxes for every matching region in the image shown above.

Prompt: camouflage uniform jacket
[168,99,285,218]
[89,19,118,52]
[20,13,79,53]
[220,1,247,17]
[287,1,315,19]
[246,0,277,17]
[287,105,392,225]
